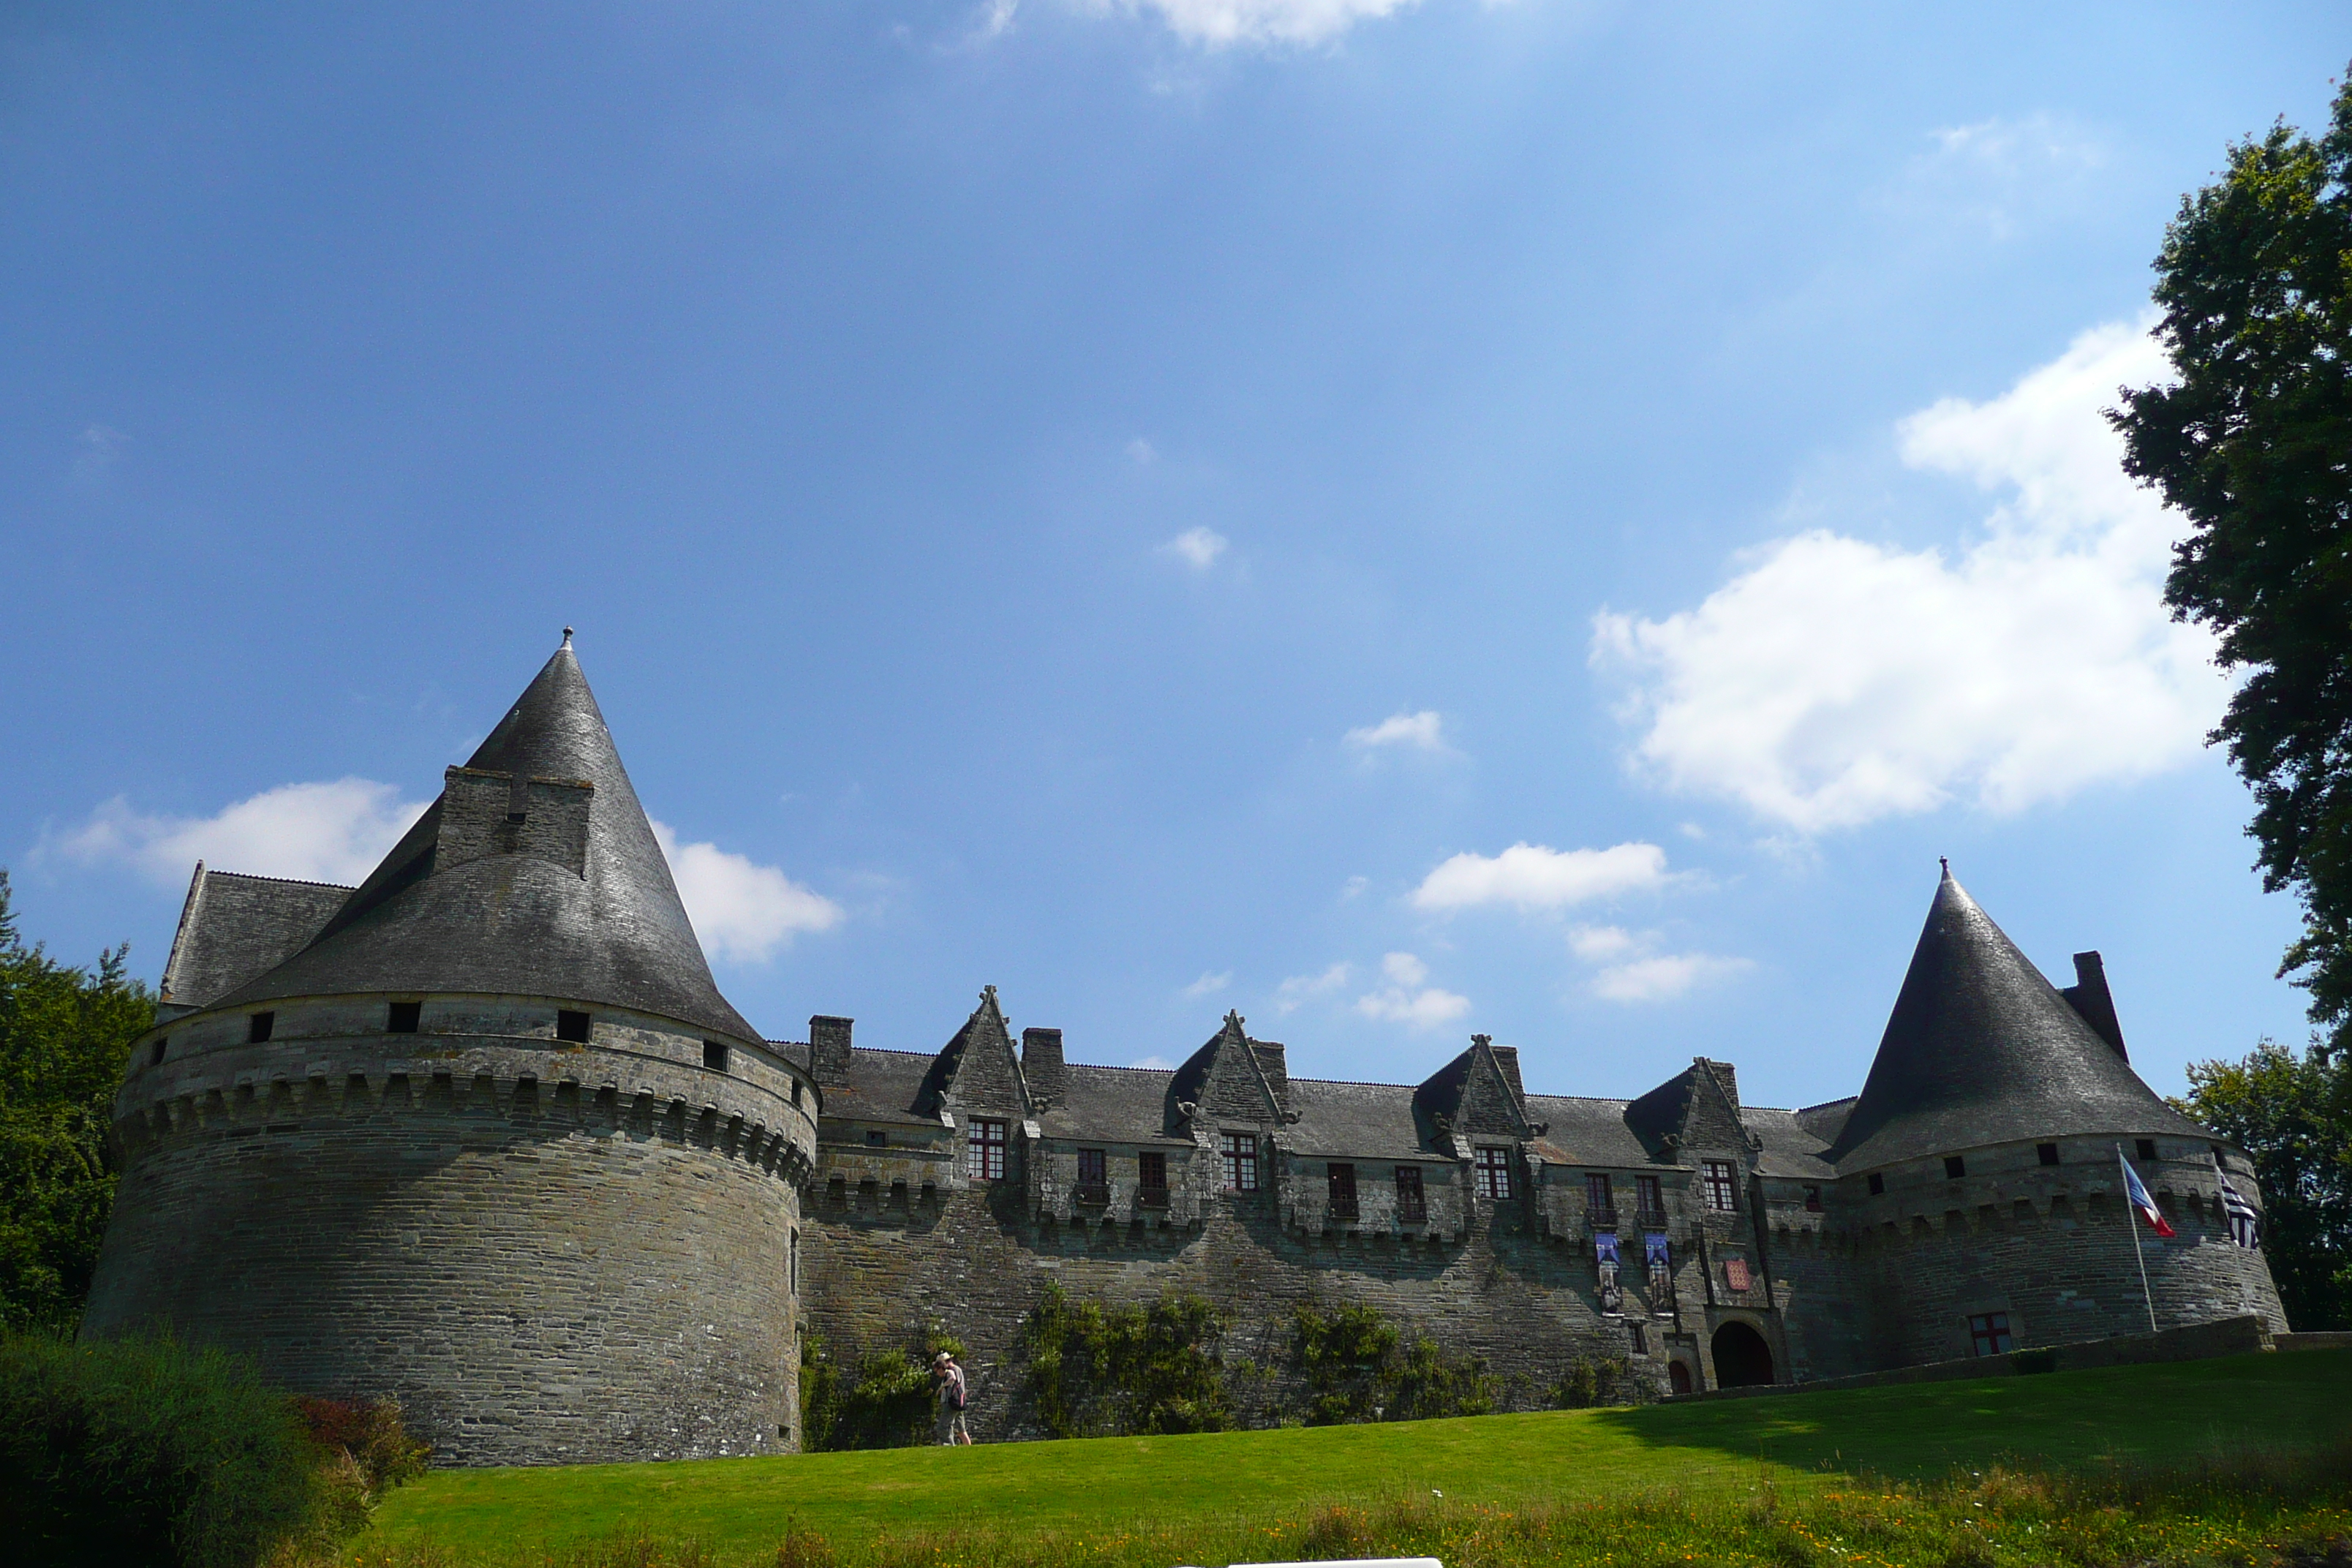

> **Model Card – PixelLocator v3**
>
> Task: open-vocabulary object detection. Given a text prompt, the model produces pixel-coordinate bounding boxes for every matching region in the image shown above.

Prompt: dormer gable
[916,985,1033,1121]
[1168,1011,1287,1128]
[1416,1035,1539,1147]
[1625,1057,1750,1160]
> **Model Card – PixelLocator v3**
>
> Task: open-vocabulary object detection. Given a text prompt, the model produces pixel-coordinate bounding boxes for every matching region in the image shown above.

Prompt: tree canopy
[2111,72,2352,1058]
[2176,1039,2351,1331]
[0,870,153,1327]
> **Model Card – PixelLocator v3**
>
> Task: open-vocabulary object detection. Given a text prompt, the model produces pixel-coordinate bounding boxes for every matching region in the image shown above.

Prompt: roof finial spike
[561,626,574,648]
[1938,856,1950,876]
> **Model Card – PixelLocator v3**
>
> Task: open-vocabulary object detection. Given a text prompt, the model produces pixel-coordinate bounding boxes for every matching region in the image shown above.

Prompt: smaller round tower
[1823,868,2284,1366]
[83,638,819,1465]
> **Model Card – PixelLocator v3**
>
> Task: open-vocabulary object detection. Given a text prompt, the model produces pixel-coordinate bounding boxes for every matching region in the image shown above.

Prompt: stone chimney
[1021,1028,1066,1103]
[2061,951,2128,1062]
[810,1015,855,1083]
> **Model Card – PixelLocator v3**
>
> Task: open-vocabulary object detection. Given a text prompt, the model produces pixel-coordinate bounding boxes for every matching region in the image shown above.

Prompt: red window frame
[967,1117,1007,1181]
[1635,1173,1664,1217]
[1394,1164,1426,1221]
[1137,1150,1168,1192]
[1220,1133,1259,1192]
[1077,1147,1107,1186]
[1475,1146,1512,1201]
[1703,1159,1738,1212]
[1585,1172,1614,1213]
[1968,1311,2013,1357]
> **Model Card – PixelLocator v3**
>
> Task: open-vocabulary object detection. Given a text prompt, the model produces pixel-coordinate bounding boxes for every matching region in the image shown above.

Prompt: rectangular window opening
[2037,1142,2061,1166]
[1969,1311,2013,1357]
[1220,1133,1259,1193]
[387,1001,421,1035]
[248,1011,275,1044]
[556,1009,592,1044]
[2136,1138,2158,1163]
[792,1079,804,1108]
[1138,1151,1168,1191]
[864,1130,886,1147]
[1395,1164,1426,1223]
[1475,1146,1512,1202]
[1077,1148,1107,1186]
[967,1117,1008,1181]
[1635,1173,1664,1221]
[703,1040,730,1072]
[150,1036,168,1066]
[1802,1183,1823,1212]
[1327,1161,1357,1218]
[1944,1155,1967,1180]
[1868,1172,1886,1196]
[1703,1159,1738,1212]
[1585,1172,1615,1218]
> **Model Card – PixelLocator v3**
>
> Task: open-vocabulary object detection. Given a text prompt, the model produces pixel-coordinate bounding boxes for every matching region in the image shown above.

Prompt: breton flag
[2215,1154,2262,1250]
[2122,1154,2177,1238]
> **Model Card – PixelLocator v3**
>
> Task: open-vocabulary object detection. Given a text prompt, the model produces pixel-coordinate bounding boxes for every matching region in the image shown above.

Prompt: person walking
[932,1351,971,1446]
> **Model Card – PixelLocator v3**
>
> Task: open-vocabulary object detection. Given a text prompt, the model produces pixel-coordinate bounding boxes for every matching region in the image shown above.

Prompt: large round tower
[1823,867,2285,1368]
[82,638,818,1466]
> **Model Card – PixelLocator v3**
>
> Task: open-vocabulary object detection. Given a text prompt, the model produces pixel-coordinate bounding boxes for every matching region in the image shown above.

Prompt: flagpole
[2117,1143,2157,1335]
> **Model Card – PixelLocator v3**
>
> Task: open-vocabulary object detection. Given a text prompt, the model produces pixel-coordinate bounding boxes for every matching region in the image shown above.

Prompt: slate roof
[214,640,761,1044]
[159,865,355,1010]
[1040,1063,1192,1145]
[1828,868,2208,1170]
[1738,1107,1839,1179]
[1284,1078,1428,1159]
[1524,1094,1662,1167]
[824,1048,948,1128]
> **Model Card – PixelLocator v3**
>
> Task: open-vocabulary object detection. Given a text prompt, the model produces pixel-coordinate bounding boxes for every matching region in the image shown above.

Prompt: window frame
[1474,1145,1513,1201]
[1137,1150,1169,1194]
[1585,1172,1615,1216]
[1703,1159,1738,1213]
[966,1117,1009,1181]
[1968,1311,2013,1357]
[1077,1147,1108,1186]
[1327,1161,1358,1218]
[1220,1132,1259,1193]
[1394,1164,1426,1223]
[1635,1172,1664,1219]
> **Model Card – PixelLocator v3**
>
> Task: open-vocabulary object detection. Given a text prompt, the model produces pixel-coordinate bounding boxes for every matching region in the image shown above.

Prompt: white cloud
[1567,924,1749,1003]
[1344,710,1450,755]
[1341,875,1369,898]
[1183,970,1232,997]
[49,778,430,886]
[1354,951,1470,1028]
[1131,1054,1177,1071]
[1588,952,1751,1003]
[1158,527,1229,569]
[1592,320,2220,836]
[1274,961,1352,1013]
[1889,114,2108,241]
[1412,841,1668,914]
[1079,0,1420,47]
[1126,437,1158,465]
[650,822,845,963]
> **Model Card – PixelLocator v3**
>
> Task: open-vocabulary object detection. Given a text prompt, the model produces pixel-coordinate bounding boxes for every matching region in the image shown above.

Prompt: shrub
[1018,1283,1229,1439]
[0,1329,322,1568]
[1291,1302,1494,1425]
[804,1327,968,1451]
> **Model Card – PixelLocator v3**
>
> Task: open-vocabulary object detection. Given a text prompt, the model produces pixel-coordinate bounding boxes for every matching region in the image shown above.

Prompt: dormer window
[1474,1146,1512,1201]
[967,1117,1007,1181]
[1702,1159,1738,1212]
[1219,1133,1259,1192]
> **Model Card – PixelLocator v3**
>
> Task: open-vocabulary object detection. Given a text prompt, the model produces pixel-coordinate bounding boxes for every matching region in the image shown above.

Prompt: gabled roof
[159,864,354,1010]
[916,987,1033,1117]
[1169,1011,1286,1125]
[1828,867,2206,1170]
[213,638,760,1043]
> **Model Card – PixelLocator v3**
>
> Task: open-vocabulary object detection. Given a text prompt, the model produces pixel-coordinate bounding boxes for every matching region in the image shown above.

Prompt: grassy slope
[367,1350,2352,1561]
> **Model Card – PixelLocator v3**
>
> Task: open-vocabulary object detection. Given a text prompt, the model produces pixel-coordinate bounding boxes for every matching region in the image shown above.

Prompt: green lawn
[366,1349,2352,1563]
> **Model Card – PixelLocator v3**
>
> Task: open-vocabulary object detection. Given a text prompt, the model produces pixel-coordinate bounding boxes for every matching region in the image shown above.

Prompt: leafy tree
[2111,72,2352,1058]
[1289,1301,1496,1425]
[2175,1039,2352,1330]
[0,871,154,1329]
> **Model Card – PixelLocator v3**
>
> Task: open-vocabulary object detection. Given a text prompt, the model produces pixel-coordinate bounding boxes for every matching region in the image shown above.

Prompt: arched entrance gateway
[1711,1322,1775,1388]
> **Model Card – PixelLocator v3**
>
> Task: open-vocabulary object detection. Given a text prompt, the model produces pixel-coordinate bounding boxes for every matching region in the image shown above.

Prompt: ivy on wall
[799,1325,966,1452]
[1018,1281,1231,1439]
[1289,1302,1496,1425]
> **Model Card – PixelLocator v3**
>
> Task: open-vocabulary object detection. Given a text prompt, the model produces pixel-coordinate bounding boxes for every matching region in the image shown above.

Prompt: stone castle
[83,641,2288,1464]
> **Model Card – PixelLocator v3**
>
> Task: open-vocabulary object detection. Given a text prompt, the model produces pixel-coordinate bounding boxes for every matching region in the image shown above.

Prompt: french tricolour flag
[2122,1155,2176,1238]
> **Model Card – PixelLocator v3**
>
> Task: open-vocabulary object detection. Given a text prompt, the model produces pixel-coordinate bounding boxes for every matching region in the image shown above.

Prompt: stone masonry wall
[801,1179,1682,1440]
[83,994,818,1467]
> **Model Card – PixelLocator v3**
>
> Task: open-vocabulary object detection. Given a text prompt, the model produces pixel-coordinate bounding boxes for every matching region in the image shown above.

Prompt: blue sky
[4,2,2344,1110]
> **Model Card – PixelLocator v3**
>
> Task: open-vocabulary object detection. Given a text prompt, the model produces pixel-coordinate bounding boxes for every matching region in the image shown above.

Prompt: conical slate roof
[1828,867,2206,1171]
[214,639,761,1043]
